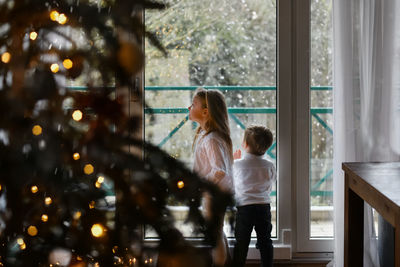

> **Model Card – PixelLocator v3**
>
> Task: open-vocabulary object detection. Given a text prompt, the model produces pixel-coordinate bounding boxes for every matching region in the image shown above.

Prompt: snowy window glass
[145,0,277,238]
[310,0,333,238]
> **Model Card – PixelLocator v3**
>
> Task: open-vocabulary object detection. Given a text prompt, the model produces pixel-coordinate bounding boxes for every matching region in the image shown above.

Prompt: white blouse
[193,130,234,193]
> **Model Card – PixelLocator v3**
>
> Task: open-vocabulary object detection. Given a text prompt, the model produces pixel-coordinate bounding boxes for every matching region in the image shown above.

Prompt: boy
[232,125,276,267]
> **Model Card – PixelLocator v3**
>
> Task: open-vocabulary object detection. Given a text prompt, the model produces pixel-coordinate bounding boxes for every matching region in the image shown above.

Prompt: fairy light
[50,10,60,21]
[32,125,42,136]
[91,223,105,238]
[73,211,82,220]
[73,152,80,160]
[29,31,38,41]
[31,185,38,193]
[95,176,104,188]
[1,52,11,64]
[84,164,94,175]
[63,59,73,69]
[50,63,59,73]
[177,180,184,189]
[97,176,104,183]
[57,13,68,24]
[27,225,38,236]
[41,214,48,222]
[44,197,52,205]
[72,110,83,121]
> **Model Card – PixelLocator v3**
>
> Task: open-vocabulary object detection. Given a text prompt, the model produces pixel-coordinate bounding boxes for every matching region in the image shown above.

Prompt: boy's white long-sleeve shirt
[233,152,276,207]
[193,130,234,193]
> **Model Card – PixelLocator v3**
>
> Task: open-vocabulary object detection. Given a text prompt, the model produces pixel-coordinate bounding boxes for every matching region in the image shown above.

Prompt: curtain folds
[333,0,400,266]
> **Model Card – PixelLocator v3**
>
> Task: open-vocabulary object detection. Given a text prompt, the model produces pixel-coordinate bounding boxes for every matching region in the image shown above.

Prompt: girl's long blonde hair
[192,87,233,161]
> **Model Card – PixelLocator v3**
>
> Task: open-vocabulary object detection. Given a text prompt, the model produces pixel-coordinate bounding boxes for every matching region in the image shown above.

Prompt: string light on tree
[91,224,105,238]
[72,110,83,121]
[1,52,11,64]
[177,180,184,189]
[50,10,59,21]
[73,211,81,220]
[29,31,38,41]
[27,226,38,236]
[73,152,80,160]
[32,125,42,136]
[45,197,52,205]
[57,13,68,24]
[63,59,73,69]
[31,185,39,194]
[41,214,48,222]
[95,176,104,188]
[50,63,59,73]
[17,238,26,250]
[84,164,94,175]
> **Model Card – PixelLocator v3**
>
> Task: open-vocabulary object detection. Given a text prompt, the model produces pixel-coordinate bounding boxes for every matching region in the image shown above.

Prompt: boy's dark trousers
[232,204,273,267]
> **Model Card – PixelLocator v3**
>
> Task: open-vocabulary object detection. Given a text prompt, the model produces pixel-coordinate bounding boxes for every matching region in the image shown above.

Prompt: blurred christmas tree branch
[0,0,233,266]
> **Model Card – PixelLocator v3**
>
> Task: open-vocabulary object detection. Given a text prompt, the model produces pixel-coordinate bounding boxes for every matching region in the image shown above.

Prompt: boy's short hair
[244,125,273,156]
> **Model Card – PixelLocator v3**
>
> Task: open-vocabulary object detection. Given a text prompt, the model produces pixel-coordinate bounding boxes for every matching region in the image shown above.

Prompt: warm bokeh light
[44,197,52,205]
[50,63,59,73]
[27,226,38,236]
[57,13,68,24]
[91,224,105,238]
[63,59,73,69]
[72,110,83,121]
[1,52,11,63]
[73,211,82,220]
[97,176,104,183]
[89,201,95,209]
[20,243,26,250]
[84,164,94,175]
[32,125,42,136]
[17,238,24,245]
[31,185,39,193]
[177,180,184,189]
[41,214,48,222]
[50,10,60,21]
[0,184,2,191]
[95,181,101,188]
[73,152,80,160]
[29,31,38,41]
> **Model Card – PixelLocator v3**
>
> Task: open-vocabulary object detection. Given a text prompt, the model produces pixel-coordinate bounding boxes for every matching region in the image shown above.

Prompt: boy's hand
[233,149,242,160]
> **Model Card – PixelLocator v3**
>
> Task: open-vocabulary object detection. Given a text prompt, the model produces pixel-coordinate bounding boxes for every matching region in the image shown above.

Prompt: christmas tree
[0,0,233,266]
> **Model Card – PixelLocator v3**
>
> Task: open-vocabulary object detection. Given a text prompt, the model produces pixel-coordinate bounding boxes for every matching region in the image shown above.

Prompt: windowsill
[245,244,291,260]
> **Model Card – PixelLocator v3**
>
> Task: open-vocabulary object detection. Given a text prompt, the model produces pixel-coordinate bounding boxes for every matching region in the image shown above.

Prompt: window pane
[145,0,277,238]
[310,0,333,238]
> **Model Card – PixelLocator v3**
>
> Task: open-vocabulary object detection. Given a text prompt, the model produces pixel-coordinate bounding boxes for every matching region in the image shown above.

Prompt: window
[143,0,333,257]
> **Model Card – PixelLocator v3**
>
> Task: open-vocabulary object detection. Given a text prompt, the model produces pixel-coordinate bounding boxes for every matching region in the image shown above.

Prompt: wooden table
[343,162,400,267]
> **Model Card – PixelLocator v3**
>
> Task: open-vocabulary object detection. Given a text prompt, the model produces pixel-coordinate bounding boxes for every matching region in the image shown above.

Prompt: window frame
[140,0,334,258]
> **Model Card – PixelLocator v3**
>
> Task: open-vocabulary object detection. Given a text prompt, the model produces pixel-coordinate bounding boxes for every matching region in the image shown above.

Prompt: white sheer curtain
[333,0,400,266]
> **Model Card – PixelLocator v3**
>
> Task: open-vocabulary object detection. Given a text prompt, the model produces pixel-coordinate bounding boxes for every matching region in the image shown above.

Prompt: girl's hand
[233,149,242,160]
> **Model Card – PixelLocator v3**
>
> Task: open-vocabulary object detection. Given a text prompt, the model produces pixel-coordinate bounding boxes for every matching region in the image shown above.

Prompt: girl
[188,87,234,267]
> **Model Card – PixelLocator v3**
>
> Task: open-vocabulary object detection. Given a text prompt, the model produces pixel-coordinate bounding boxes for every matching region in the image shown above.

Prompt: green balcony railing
[144,86,333,197]
[66,85,333,198]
